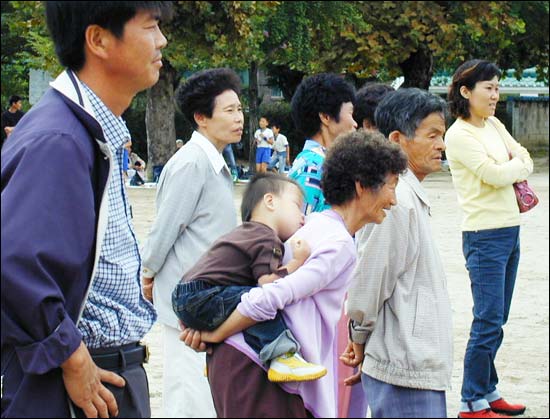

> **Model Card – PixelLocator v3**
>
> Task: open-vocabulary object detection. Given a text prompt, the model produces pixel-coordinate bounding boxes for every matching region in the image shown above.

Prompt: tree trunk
[145,60,179,181]
[399,44,434,90]
[248,61,259,175]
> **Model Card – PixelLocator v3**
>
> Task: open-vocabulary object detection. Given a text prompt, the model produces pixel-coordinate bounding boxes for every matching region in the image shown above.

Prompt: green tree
[335,1,536,88]
[146,1,278,176]
[1,1,57,112]
[260,1,548,91]
[499,1,549,81]
[261,1,364,98]
[2,1,548,167]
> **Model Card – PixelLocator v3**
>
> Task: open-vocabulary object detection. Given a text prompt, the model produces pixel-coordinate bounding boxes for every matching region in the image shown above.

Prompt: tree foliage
[332,1,534,88]
[164,1,277,71]
[1,1,58,111]
[2,1,548,165]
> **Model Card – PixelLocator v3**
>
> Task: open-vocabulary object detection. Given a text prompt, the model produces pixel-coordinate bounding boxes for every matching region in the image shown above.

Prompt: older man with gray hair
[342,88,453,418]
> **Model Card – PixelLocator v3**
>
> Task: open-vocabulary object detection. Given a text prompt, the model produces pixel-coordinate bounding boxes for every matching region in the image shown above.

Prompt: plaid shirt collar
[80,83,131,150]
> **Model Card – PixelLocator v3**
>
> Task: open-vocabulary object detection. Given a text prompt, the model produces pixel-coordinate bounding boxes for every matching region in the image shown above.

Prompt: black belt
[89,342,149,370]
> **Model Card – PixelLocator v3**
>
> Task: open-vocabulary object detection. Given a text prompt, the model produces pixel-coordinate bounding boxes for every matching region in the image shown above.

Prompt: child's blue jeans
[172,280,299,363]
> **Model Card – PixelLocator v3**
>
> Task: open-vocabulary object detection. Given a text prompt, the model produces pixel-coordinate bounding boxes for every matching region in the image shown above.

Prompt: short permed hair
[291,73,356,138]
[448,59,502,119]
[176,68,242,130]
[241,173,303,223]
[375,88,448,139]
[321,131,408,206]
[353,83,395,128]
[45,1,172,71]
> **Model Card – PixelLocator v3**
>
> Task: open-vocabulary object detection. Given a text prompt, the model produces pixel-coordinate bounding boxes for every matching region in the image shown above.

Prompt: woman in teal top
[288,73,356,215]
[288,73,367,418]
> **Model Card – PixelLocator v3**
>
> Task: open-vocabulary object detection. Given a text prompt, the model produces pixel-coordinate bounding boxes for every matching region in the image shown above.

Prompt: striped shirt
[78,83,156,348]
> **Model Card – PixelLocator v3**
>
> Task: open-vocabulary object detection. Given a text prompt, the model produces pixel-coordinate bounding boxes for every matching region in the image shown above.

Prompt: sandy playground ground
[128,161,549,418]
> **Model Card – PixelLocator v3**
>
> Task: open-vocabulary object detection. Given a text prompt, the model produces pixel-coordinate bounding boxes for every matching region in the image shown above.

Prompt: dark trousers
[73,343,151,418]
[172,280,298,362]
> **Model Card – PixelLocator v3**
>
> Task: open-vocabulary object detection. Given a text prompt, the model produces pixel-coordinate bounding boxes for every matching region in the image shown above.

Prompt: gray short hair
[375,88,448,139]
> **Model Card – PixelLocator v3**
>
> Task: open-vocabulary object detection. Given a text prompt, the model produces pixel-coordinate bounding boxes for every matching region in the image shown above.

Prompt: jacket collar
[49,70,106,142]
[401,169,431,210]
[189,131,228,174]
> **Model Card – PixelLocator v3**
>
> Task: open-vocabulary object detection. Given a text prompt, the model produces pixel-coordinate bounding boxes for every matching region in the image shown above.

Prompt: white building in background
[429,68,549,97]
[29,69,54,105]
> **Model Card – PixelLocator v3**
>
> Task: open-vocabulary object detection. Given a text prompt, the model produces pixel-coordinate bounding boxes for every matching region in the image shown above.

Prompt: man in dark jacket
[1,2,170,417]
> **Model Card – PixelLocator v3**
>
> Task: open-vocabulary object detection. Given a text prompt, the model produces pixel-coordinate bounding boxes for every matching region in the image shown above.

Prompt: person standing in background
[141,68,244,418]
[288,73,357,215]
[222,143,238,180]
[254,115,274,173]
[1,95,25,146]
[353,83,394,132]
[446,59,532,419]
[267,120,290,174]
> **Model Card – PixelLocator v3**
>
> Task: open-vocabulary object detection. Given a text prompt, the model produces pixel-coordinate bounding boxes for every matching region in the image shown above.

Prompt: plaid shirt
[78,83,156,348]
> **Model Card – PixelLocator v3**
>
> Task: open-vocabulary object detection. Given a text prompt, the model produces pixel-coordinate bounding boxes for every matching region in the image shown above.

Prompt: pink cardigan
[225,210,357,418]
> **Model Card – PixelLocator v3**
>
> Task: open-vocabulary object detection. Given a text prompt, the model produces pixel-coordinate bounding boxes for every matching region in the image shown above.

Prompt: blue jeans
[268,151,287,174]
[460,226,520,412]
[362,374,447,418]
[172,280,299,363]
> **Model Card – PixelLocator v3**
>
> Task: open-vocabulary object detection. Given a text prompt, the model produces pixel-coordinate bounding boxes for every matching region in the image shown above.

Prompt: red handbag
[513,179,539,213]
[488,118,539,213]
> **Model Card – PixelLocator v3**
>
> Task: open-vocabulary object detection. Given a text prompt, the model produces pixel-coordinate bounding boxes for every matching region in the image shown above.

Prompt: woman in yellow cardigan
[445,59,533,419]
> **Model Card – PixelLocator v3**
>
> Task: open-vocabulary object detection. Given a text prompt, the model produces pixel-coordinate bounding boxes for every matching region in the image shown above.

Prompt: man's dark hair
[448,59,502,119]
[291,73,356,138]
[45,1,172,71]
[8,95,22,106]
[375,88,448,139]
[353,83,395,128]
[241,173,302,223]
[322,131,408,206]
[176,68,242,130]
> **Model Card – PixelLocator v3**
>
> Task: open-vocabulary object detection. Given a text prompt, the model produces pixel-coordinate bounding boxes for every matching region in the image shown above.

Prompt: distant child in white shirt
[254,116,274,173]
[268,121,290,174]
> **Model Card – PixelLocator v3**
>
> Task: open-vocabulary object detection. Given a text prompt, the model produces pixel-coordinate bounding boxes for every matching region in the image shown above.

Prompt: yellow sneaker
[267,352,327,383]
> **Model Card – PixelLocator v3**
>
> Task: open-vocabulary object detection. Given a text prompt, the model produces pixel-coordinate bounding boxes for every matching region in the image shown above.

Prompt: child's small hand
[290,238,311,263]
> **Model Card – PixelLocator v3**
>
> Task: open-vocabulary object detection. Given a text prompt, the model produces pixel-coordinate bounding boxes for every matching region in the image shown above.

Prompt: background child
[172,173,326,382]
[268,120,290,174]
[254,116,274,173]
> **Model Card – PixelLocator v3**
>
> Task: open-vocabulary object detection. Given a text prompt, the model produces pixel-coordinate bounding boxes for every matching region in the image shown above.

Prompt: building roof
[428,68,549,95]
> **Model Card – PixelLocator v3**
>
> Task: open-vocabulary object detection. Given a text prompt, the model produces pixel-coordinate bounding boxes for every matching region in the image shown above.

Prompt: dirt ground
[128,161,549,418]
